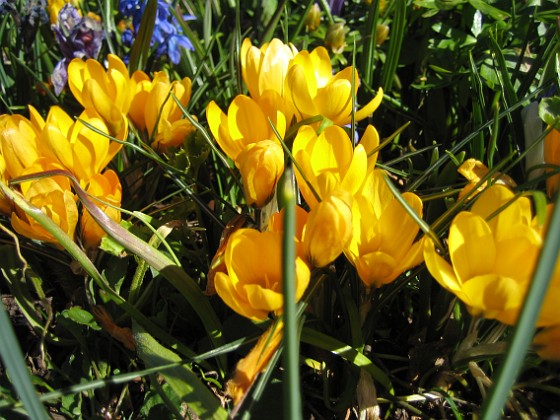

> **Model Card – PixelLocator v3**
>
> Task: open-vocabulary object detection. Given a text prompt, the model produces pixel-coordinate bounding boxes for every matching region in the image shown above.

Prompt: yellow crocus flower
[42,106,127,185]
[67,55,134,134]
[235,140,285,207]
[285,46,383,126]
[128,71,195,150]
[344,169,424,288]
[11,176,78,245]
[240,38,298,101]
[0,111,43,179]
[80,170,122,250]
[206,95,287,207]
[302,189,353,267]
[292,125,376,208]
[213,228,310,321]
[227,321,283,406]
[423,184,559,326]
[268,194,352,268]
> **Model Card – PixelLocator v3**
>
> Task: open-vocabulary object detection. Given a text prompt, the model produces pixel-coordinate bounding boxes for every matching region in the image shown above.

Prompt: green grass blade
[380,0,406,92]
[280,165,303,419]
[360,0,380,89]
[128,0,157,72]
[481,192,560,418]
[0,295,49,419]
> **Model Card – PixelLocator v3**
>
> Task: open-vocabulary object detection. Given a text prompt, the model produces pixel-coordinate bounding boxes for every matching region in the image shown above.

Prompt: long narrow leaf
[0,294,49,419]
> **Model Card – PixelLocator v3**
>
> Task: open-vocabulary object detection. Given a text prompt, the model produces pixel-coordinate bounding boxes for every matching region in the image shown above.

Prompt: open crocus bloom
[42,106,127,185]
[129,71,195,150]
[292,125,372,208]
[285,46,383,126]
[424,184,559,326]
[344,169,424,288]
[213,229,310,321]
[240,38,298,101]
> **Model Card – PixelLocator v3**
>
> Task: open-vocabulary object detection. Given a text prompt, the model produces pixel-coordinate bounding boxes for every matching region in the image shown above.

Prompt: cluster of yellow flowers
[0,54,195,250]
[205,38,428,403]
[207,40,559,393]
[207,38,424,324]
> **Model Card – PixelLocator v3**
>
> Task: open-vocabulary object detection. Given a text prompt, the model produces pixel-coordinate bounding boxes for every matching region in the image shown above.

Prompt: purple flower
[51,4,104,95]
[119,0,195,64]
[328,0,345,16]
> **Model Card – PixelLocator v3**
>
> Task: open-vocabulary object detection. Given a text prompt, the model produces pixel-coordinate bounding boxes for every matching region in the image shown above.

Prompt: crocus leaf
[133,323,228,420]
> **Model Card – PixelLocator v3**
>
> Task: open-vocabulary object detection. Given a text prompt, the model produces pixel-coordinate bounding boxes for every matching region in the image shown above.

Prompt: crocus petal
[286,65,317,119]
[448,212,496,282]
[358,125,380,171]
[303,190,352,267]
[214,272,268,320]
[423,238,463,295]
[377,192,422,260]
[461,274,524,324]
[354,87,384,122]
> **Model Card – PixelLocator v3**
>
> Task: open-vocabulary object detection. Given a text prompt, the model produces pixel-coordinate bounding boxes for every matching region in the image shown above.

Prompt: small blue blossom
[119,0,195,64]
[51,4,104,95]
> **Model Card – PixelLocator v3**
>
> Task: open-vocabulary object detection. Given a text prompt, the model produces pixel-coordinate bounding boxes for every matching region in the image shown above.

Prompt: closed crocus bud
[302,190,353,267]
[128,70,152,131]
[345,169,424,288]
[305,3,321,32]
[325,22,349,54]
[214,229,310,321]
[80,170,122,250]
[423,184,560,326]
[376,24,390,45]
[236,140,285,208]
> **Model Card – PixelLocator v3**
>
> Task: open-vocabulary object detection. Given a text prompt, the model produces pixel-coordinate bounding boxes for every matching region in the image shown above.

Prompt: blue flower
[119,0,195,64]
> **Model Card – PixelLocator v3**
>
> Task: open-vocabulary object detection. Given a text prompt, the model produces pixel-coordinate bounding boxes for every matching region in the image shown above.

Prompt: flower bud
[325,22,349,54]
[305,3,321,32]
[376,24,390,45]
